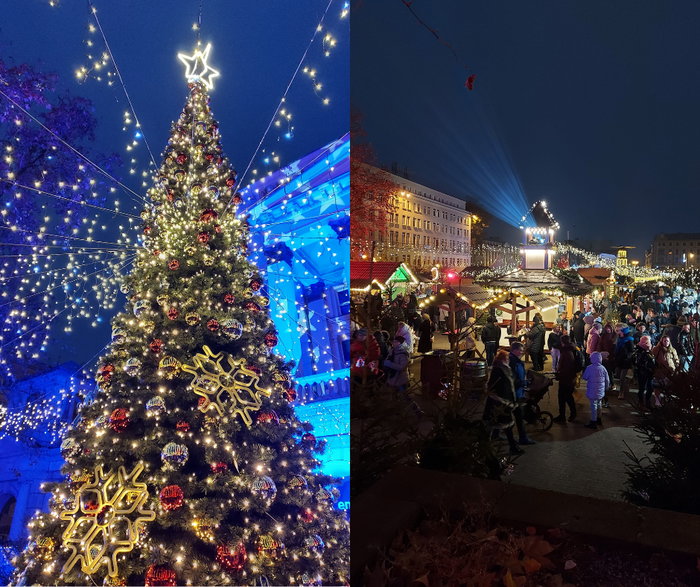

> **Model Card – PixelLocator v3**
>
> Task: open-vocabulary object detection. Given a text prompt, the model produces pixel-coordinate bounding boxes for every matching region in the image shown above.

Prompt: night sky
[2,0,348,366]
[351,0,700,258]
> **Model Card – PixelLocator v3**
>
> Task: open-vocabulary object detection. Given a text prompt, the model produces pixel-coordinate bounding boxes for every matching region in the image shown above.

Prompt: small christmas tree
[12,44,349,586]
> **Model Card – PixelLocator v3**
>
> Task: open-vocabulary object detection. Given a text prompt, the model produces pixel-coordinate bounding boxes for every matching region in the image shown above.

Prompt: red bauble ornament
[145,564,176,587]
[299,508,315,524]
[168,259,180,271]
[199,209,218,222]
[211,462,228,474]
[245,301,261,312]
[301,433,316,448]
[207,319,220,332]
[153,249,161,257]
[257,410,280,426]
[97,363,115,378]
[216,543,247,573]
[226,175,237,187]
[176,153,187,165]
[143,225,152,235]
[166,189,175,202]
[205,152,214,162]
[232,194,242,205]
[149,339,163,353]
[108,408,130,433]
[197,231,210,244]
[176,420,190,432]
[264,332,278,348]
[214,224,222,233]
[223,293,235,304]
[167,307,179,320]
[159,485,184,511]
[249,278,263,291]
[283,388,297,402]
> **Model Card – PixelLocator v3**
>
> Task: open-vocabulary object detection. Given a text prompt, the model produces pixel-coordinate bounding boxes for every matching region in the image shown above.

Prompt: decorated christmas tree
[11,44,349,587]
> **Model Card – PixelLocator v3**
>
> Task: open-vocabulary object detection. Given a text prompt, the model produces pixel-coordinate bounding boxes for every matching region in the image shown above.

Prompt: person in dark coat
[614,325,635,400]
[483,349,524,455]
[481,315,501,366]
[571,311,586,348]
[552,335,578,424]
[677,320,694,372]
[417,313,433,354]
[527,315,546,371]
[634,335,655,410]
[509,342,535,445]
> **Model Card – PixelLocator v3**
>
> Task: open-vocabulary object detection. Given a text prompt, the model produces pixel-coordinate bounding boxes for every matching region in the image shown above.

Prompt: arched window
[0,496,16,540]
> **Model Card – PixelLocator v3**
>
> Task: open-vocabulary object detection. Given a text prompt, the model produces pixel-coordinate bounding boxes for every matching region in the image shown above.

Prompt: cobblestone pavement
[408,332,651,502]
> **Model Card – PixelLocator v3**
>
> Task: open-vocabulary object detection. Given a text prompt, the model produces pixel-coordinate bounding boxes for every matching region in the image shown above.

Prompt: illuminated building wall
[361,165,473,270]
[242,133,350,483]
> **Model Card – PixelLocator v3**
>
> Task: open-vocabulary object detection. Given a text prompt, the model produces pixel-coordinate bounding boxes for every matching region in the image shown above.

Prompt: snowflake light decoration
[181,345,271,427]
[60,463,156,578]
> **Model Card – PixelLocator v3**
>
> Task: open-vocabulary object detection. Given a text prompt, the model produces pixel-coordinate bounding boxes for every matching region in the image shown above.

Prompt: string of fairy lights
[1,2,349,446]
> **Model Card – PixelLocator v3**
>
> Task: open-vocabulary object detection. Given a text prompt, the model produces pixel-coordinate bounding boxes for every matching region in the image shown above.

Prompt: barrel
[460,359,487,398]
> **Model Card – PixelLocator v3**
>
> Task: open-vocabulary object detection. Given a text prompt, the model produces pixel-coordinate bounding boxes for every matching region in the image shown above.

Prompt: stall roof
[576,267,612,286]
[512,286,561,311]
[456,284,510,309]
[350,261,421,290]
[485,268,591,294]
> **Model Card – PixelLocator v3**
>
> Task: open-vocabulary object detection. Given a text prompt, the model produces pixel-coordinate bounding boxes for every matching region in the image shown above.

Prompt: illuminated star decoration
[60,463,156,578]
[177,43,220,90]
[181,345,271,427]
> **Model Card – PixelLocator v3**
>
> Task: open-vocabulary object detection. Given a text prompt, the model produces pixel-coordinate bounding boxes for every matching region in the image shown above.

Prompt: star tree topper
[178,43,220,90]
[182,345,271,427]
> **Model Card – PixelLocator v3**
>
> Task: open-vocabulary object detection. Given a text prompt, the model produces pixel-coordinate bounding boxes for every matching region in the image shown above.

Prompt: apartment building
[367,167,472,270]
[649,233,700,267]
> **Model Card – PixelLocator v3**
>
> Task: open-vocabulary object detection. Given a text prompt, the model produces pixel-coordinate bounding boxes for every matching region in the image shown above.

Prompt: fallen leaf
[522,557,542,574]
[413,572,430,586]
[564,559,577,571]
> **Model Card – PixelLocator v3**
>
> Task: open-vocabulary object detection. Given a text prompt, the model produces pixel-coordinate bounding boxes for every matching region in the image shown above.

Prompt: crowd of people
[351,283,700,454]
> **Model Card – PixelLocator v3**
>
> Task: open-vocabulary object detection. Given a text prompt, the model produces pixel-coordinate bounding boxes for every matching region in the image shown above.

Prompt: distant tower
[519,200,559,270]
[614,246,635,268]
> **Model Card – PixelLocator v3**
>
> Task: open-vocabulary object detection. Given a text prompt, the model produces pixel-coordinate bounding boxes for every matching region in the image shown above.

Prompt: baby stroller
[518,369,554,432]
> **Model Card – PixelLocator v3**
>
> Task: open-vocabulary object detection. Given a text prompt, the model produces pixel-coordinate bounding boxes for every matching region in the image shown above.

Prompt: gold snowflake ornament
[182,345,271,427]
[60,463,155,578]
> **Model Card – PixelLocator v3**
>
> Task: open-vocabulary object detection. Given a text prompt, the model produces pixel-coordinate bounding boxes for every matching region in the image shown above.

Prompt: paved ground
[408,332,652,502]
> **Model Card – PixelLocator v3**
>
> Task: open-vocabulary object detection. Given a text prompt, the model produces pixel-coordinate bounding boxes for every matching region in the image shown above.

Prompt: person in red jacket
[598,322,617,407]
[350,328,381,382]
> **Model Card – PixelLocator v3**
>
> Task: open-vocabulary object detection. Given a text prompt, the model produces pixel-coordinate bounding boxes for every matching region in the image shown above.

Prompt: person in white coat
[581,351,609,429]
[395,321,415,355]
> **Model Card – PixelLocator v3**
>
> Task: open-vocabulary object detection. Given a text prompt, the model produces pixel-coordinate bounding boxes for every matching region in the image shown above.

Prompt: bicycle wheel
[537,410,553,432]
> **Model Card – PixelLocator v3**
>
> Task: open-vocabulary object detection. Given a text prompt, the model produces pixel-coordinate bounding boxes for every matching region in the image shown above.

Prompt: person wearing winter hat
[614,324,635,400]
[582,351,609,429]
[634,335,655,410]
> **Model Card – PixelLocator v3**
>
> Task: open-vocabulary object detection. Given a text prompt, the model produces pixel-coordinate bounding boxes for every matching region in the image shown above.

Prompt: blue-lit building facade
[0,135,350,577]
